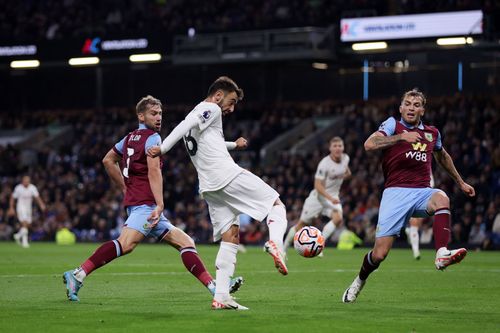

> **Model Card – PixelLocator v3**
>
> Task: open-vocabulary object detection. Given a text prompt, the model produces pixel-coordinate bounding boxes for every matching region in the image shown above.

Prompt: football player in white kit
[8,175,46,248]
[284,137,351,256]
[147,76,288,310]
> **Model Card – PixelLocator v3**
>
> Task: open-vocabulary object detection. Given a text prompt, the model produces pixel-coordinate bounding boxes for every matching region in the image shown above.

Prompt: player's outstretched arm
[148,116,199,157]
[364,131,422,151]
[226,137,248,150]
[433,148,476,197]
[102,149,126,194]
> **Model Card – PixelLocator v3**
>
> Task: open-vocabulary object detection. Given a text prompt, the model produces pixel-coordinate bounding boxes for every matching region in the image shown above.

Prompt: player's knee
[432,191,450,208]
[178,236,195,249]
[372,248,389,263]
[120,243,135,255]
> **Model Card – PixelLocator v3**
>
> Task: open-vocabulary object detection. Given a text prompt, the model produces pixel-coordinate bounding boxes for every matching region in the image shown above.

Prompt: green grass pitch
[1,242,499,333]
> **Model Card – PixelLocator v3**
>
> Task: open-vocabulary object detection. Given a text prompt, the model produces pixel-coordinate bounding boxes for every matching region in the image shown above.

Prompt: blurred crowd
[1,0,496,41]
[0,94,498,249]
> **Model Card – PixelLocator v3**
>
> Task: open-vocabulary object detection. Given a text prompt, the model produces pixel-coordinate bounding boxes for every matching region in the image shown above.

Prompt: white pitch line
[1,268,499,279]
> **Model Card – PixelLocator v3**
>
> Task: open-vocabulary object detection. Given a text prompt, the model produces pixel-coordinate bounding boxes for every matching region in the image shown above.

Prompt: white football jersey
[312,153,350,198]
[12,183,39,212]
[183,101,243,193]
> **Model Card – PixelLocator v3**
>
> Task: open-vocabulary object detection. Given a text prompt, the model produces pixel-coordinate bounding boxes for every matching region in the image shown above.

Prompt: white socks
[214,241,238,301]
[409,226,420,257]
[283,226,297,251]
[322,220,337,240]
[267,204,287,251]
[73,267,87,282]
[16,227,29,247]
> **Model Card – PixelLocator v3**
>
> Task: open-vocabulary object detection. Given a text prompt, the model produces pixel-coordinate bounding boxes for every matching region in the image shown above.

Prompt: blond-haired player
[284,137,351,256]
[8,175,46,248]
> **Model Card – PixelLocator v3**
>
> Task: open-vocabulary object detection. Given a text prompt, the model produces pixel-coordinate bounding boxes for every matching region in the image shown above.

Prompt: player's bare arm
[102,149,126,194]
[7,195,15,217]
[344,166,352,179]
[433,148,476,197]
[36,196,46,212]
[364,131,422,151]
[146,155,164,227]
[314,178,340,204]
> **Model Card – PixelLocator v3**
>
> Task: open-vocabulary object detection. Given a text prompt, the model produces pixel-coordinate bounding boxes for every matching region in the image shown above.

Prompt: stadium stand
[0,94,498,249]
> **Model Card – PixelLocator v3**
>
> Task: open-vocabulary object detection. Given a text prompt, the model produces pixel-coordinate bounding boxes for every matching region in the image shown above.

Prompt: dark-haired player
[148,76,288,310]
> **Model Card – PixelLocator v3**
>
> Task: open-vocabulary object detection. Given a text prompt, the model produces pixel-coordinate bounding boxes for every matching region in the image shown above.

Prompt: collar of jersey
[399,119,424,130]
[138,123,147,129]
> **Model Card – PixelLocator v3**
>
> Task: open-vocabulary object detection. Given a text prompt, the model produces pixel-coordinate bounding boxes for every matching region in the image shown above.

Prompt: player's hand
[7,207,15,217]
[401,131,422,143]
[147,207,162,228]
[146,146,162,158]
[330,197,341,204]
[460,182,476,197]
[40,204,46,212]
[235,137,248,150]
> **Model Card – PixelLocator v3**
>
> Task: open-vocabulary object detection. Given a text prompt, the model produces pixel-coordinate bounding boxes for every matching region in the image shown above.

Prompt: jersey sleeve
[377,117,396,136]
[12,185,20,199]
[30,185,40,198]
[145,133,161,151]
[191,104,221,132]
[113,136,127,155]
[434,130,443,151]
[314,159,328,180]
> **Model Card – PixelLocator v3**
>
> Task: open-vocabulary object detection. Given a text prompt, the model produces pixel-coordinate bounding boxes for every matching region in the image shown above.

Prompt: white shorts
[299,191,342,224]
[17,208,33,224]
[203,170,279,241]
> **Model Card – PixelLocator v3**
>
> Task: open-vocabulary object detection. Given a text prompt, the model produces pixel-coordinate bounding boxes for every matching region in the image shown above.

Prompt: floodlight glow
[436,37,474,46]
[10,60,40,68]
[68,57,100,66]
[352,42,388,51]
[129,53,162,62]
[312,62,328,70]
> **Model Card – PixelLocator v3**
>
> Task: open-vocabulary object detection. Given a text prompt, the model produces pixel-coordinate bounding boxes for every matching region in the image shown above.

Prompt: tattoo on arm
[434,149,464,185]
[369,134,402,150]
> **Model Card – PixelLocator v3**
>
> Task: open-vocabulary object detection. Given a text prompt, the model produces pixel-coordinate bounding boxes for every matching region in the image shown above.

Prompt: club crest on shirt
[425,133,433,142]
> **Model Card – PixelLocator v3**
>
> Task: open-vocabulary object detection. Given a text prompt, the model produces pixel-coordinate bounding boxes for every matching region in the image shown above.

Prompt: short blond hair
[330,136,343,144]
[136,95,162,114]
[401,88,426,107]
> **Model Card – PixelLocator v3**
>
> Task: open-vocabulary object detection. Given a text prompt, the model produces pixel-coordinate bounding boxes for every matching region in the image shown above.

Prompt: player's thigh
[125,205,175,242]
[17,209,32,224]
[413,188,445,217]
[204,193,239,242]
[299,195,323,225]
[376,188,415,238]
[322,200,343,221]
[223,171,279,222]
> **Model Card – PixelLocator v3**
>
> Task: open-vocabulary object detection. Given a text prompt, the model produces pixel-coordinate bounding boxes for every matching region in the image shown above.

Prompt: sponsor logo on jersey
[411,142,427,152]
[425,133,433,142]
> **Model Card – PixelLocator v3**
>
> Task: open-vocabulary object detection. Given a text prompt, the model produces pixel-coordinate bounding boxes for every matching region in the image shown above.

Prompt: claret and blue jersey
[112,124,172,239]
[378,116,442,189]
